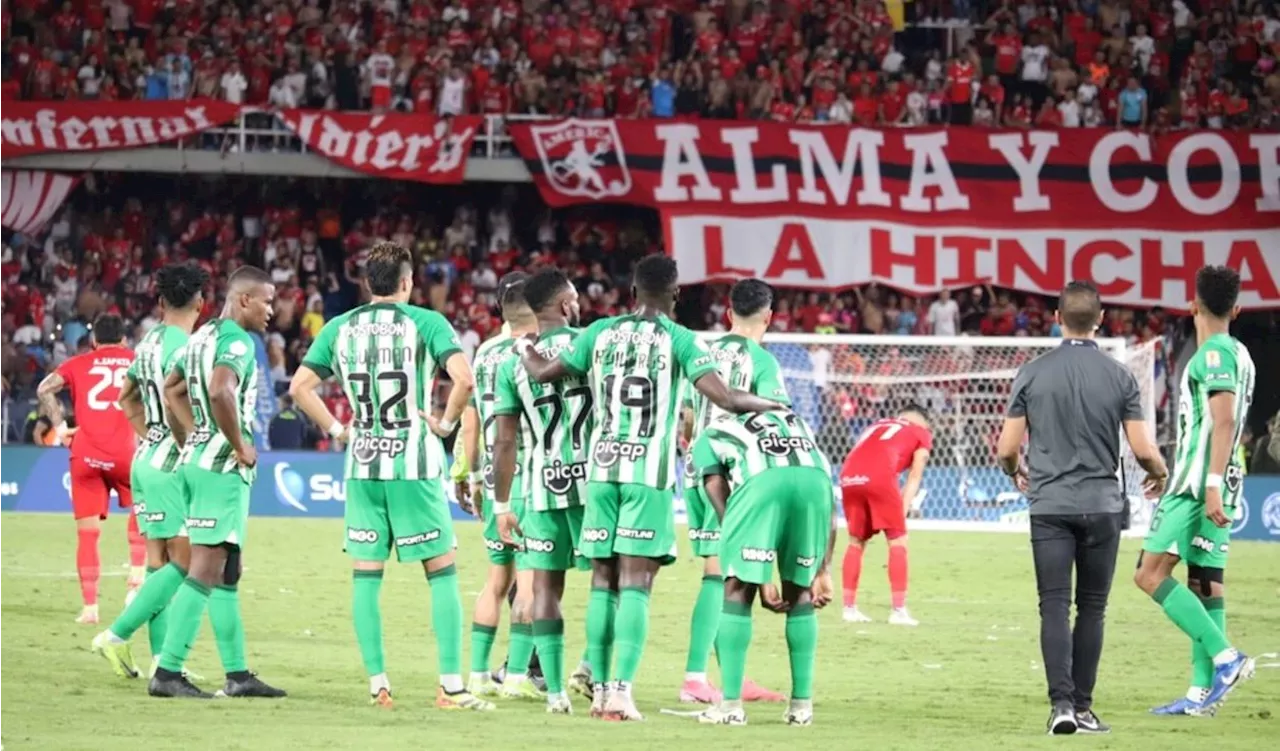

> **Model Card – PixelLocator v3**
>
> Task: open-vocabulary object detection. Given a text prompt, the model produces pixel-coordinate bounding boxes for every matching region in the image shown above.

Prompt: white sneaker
[589,683,610,718]
[546,694,573,714]
[888,608,919,627]
[784,699,814,726]
[842,607,872,623]
[699,703,747,726]
[604,689,644,721]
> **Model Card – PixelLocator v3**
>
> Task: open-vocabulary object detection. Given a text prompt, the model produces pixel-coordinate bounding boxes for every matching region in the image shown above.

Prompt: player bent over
[838,407,932,626]
[93,262,208,679]
[518,256,780,721]
[679,279,789,704]
[692,410,835,727]
[150,265,284,699]
[1136,266,1256,716]
[290,242,492,711]
[36,313,145,624]
[459,274,541,700]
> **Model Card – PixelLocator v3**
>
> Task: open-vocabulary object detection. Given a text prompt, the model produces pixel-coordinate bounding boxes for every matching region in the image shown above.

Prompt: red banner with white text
[1,100,243,157]
[274,111,480,184]
[510,119,1279,307]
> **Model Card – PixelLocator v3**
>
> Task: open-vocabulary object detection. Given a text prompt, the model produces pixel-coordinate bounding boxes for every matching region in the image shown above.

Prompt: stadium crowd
[4,0,1279,130]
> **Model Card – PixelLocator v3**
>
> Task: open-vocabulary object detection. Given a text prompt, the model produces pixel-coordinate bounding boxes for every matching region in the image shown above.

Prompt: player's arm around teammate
[163,367,195,446]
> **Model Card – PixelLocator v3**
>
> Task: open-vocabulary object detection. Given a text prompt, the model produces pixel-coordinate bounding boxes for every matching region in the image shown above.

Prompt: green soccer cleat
[90,631,139,679]
[499,676,545,700]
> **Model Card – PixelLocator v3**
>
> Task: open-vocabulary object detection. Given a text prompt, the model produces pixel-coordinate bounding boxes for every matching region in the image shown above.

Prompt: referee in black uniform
[996,282,1169,735]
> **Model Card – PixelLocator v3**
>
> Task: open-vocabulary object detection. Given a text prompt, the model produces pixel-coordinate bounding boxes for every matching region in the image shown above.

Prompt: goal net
[693,333,1161,534]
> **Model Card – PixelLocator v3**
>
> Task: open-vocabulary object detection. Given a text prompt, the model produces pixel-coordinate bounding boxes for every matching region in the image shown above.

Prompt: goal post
[692,332,1160,534]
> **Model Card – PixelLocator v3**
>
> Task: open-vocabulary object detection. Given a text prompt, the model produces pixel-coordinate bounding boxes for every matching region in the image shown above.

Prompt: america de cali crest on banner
[529,118,632,200]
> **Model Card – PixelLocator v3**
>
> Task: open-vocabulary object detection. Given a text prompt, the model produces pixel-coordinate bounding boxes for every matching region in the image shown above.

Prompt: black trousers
[1029,512,1124,710]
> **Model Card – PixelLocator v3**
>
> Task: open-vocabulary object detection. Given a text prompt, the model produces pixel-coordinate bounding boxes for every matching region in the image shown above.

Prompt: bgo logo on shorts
[347,527,380,543]
[351,435,408,465]
[543,460,587,495]
[592,440,646,468]
[1261,493,1280,536]
[740,547,776,563]
[582,527,610,543]
[484,537,507,552]
[525,538,556,553]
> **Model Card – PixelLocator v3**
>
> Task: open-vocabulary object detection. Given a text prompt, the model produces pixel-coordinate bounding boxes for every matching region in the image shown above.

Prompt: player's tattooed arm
[427,352,475,437]
[163,368,194,446]
[289,365,345,441]
[210,364,255,467]
[118,375,148,440]
[35,371,66,426]
[693,372,782,414]
[702,473,731,523]
[492,413,524,545]
[516,340,572,383]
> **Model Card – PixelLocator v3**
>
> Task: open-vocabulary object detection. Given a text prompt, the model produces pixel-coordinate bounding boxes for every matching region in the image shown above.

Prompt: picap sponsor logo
[582,527,610,543]
[740,547,777,563]
[543,460,588,494]
[593,440,647,468]
[274,462,345,512]
[347,527,379,543]
[616,527,656,540]
[757,435,816,457]
[395,530,441,547]
[525,538,556,553]
[351,434,408,465]
[688,529,720,542]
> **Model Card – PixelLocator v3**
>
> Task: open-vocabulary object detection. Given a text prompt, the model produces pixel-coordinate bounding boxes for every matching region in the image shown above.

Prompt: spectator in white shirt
[927,289,961,336]
[1020,35,1051,104]
[829,93,853,123]
[269,76,297,109]
[220,61,248,104]
[1057,88,1082,127]
[881,45,905,76]
[1130,24,1155,73]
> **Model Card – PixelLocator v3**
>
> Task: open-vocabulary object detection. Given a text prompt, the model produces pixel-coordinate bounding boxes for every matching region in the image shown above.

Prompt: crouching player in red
[838,406,932,626]
[36,314,144,624]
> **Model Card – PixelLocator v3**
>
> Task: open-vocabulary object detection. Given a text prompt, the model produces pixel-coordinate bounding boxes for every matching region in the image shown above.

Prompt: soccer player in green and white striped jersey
[93,261,208,680]
[680,280,791,706]
[491,268,594,714]
[1138,265,1257,716]
[517,256,783,721]
[458,273,543,701]
[691,409,836,727]
[289,242,492,711]
[150,264,285,700]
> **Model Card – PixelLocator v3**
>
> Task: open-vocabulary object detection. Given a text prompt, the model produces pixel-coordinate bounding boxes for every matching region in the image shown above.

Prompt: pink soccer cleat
[679,679,723,704]
[741,678,785,702]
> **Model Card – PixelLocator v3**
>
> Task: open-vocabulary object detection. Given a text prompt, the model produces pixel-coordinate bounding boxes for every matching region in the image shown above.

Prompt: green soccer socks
[157,577,211,673]
[427,565,465,691]
[353,569,386,677]
[533,619,566,695]
[586,587,619,683]
[715,601,753,702]
[613,587,651,685]
[470,623,498,675]
[209,584,248,674]
[108,562,185,647]
[785,603,818,701]
[1190,596,1226,691]
[1152,578,1231,659]
[685,574,724,675]
[507,622,535,678]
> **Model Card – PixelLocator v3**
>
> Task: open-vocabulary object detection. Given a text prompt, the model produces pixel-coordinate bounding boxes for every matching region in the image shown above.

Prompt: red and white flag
[1,170,80,234]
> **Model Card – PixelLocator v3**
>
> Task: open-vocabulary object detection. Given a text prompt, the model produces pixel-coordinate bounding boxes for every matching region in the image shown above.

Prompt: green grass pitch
[2,512,1277,750]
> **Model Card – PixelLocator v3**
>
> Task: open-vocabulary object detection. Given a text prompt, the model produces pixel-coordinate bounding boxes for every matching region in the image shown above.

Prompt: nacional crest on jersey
[530,119,633,200]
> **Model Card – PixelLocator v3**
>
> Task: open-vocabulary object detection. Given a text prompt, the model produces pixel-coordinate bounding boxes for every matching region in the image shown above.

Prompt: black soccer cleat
[1074,709,1111,734]
[220,673,287,698]
[149,672,215,699]
[1046,703,1077,735]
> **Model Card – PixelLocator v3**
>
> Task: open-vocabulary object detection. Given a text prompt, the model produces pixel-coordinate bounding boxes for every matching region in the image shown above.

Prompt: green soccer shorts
[481,495,528,568]
[580,481,678,564]
[135,463,188,540]
[1142,491,1232,569]
[182,465,250,548]
[521,505,589,572]
[345,478,456,563]
[684,484,721,558]
[721,466,834,588]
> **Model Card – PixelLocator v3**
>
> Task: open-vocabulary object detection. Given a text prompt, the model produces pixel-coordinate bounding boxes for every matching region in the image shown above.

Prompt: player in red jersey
[36,314,143,624]
[838,405,932,626]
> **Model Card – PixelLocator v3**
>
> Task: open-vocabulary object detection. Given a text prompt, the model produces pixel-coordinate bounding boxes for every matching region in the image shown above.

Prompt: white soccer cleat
[76,605,100,625]
[784,699,814,726]
[603,690,644,721]
[888,608,919,627]
[842,607,872,623]
[699,702,747,726]
[467,675,502,698]
[546,694,573,714]
[589,683,610,718]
